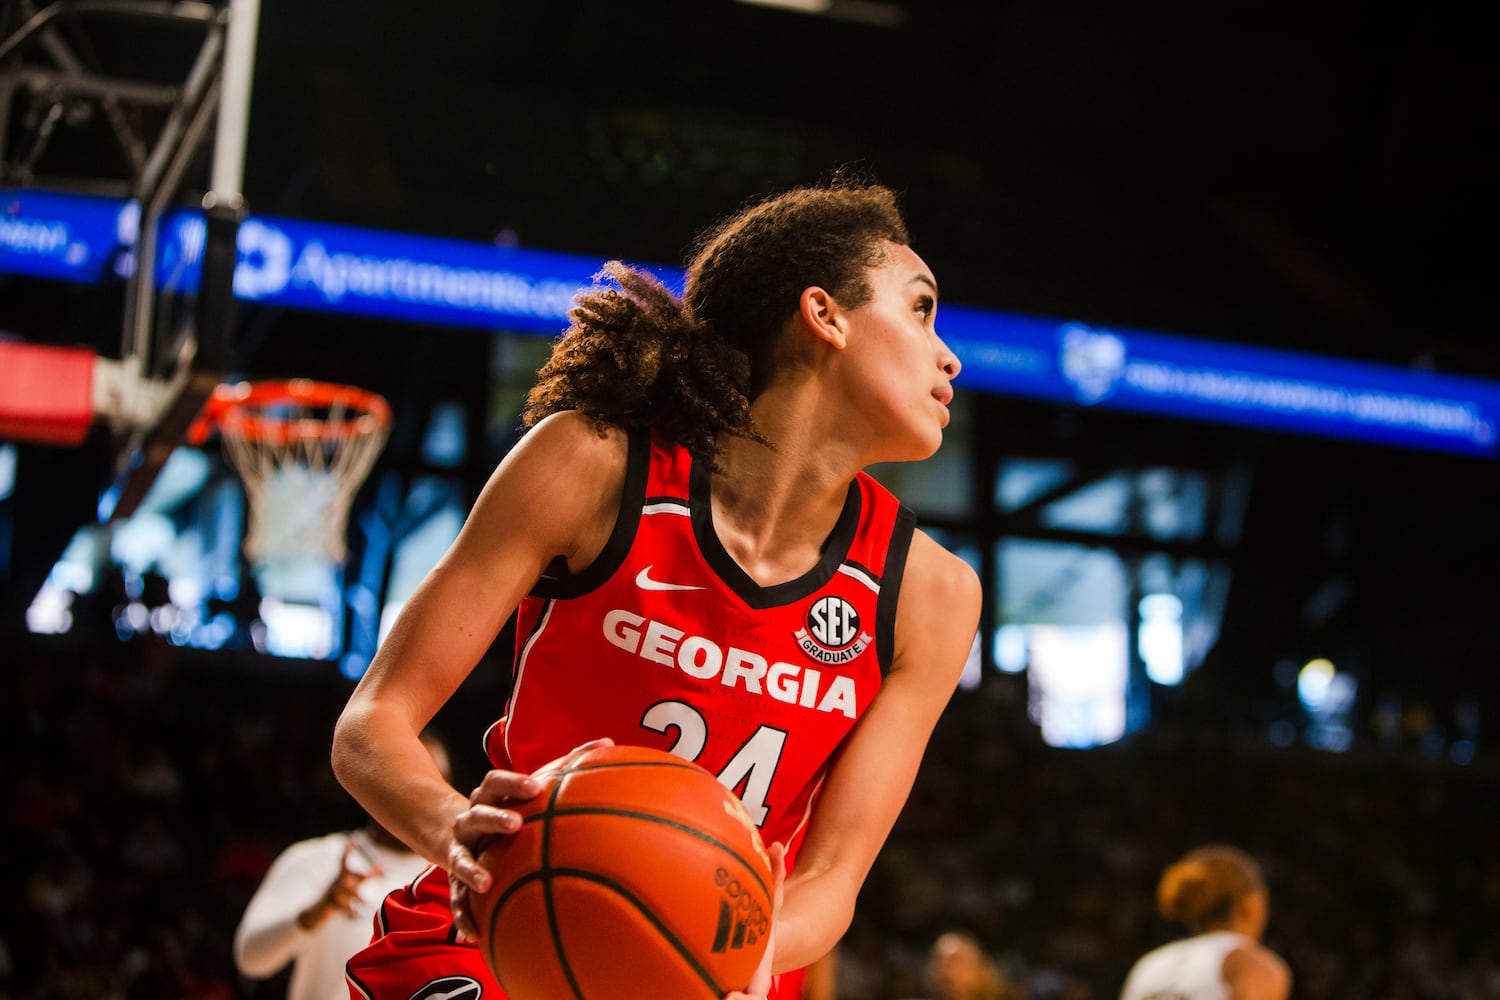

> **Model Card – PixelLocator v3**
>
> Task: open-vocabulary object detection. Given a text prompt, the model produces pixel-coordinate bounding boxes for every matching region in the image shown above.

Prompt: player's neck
[710,431,854,586]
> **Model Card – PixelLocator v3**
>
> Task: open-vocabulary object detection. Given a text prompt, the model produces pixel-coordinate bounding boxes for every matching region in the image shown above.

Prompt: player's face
[1239,887,1270,939]
[928,935,987,997]
[838,241,960,461]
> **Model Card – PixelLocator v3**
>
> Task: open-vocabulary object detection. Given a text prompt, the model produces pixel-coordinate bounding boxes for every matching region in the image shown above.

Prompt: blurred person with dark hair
[233,731,451,1000]
[1119,845,1290,1000]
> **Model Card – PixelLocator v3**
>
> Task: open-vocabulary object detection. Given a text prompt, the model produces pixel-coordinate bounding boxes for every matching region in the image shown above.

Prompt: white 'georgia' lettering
[601,609,857,718]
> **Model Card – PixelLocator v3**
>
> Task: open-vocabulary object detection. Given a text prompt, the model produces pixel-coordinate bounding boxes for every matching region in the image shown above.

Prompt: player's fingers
[337,869,367,892]
[448,874,479,944]
[449,805,524,894]
[767,842,787,913]
[528,737,616,778]
[730,842,784,999]
[469,768,542,806]
[328,884,360,917]
[736,920,775,998]
[447,835,492,896]
[455,803,527,845]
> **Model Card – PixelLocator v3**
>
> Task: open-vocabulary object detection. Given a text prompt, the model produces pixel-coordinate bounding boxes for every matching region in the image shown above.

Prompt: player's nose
[937,337,960,379]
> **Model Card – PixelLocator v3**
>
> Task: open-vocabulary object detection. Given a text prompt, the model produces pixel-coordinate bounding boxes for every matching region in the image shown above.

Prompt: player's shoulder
[490,411,632,499]
[516,410,629,465]
[1223,941,1292,1000]
[469,412,634,566]
[886,528,981,681]
[904,527,981,610]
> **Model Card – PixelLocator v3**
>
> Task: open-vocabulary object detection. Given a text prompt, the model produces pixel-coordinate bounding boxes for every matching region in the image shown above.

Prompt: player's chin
[872,422,944,464]
[899,433,944,463]
[916,424,945,458]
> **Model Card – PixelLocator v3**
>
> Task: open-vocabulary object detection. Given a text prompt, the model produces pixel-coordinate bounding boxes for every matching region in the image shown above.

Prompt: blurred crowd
[853,676,1500,999]
[2,632,1496,999]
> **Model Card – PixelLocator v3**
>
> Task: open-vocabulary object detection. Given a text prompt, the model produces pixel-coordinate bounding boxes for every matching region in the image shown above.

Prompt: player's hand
[724,841,786,1000]
[298,838,379,929]
[448,737,614,942]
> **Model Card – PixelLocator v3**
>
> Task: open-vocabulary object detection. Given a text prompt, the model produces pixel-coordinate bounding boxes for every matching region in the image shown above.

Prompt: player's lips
[933,385,954,406]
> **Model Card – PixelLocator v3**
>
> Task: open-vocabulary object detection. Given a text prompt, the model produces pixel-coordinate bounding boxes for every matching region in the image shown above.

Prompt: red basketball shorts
[345,865,805,1000]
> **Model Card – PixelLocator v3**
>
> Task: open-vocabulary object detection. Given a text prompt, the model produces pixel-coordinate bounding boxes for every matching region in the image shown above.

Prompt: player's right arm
[331,412,627,900]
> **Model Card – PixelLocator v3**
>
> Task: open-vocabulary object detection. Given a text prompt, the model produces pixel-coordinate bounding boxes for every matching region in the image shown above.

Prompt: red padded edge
[0,341,95,446]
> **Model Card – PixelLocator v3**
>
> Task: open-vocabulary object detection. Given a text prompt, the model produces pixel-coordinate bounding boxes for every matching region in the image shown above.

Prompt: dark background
[2,2,1499,998]
[7,0,1495,723]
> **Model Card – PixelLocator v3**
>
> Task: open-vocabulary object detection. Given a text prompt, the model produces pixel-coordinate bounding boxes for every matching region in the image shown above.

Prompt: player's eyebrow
[910,273,939,298]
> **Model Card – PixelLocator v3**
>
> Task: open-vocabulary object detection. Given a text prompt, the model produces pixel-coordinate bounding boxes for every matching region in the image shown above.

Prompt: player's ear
[798,286,846,350]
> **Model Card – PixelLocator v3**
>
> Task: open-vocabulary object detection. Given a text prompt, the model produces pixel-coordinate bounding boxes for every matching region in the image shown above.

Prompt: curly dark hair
[521,179,910,461]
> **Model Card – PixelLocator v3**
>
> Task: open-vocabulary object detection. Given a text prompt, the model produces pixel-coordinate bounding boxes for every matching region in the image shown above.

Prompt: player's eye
[915,295,935,321]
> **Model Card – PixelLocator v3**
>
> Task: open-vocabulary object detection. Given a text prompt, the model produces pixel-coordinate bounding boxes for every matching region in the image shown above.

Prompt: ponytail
[521,261,766,462]
[1156,845,1266,933]
[523,178,908,460]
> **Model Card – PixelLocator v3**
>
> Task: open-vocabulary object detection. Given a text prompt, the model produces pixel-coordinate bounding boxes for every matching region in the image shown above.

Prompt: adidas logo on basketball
[711,866,769,954]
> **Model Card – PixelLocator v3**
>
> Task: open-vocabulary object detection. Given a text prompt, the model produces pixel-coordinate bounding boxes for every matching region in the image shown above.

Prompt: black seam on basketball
[534,805,771,900]
[488,751,765,997]
[549,867,728,997]
[540,767,588,999]
[524,757,769,895]
[483,870,552,989]
[533,757,705,782]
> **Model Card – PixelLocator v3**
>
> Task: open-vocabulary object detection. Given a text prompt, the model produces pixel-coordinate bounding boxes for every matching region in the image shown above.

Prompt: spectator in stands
[905,929,1024,1000]
[233,731,451,1000]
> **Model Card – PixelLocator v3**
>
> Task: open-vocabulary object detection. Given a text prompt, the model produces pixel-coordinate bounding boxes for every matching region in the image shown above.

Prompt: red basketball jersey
[486,430,916,861]
[348,432,915,1000]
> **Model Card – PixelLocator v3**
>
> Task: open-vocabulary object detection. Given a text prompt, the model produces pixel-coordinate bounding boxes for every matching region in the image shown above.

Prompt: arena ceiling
[3,0,1497,714]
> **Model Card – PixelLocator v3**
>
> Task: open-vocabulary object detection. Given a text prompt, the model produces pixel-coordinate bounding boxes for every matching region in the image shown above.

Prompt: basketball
[471,744,775,999]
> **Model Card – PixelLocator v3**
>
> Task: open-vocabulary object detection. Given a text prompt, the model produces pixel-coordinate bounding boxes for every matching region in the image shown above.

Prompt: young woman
[332,180,982,1000]
[1119,845,1292,1000]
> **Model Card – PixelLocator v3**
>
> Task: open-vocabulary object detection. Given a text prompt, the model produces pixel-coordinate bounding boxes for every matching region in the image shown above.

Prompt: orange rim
[190,379,391,446]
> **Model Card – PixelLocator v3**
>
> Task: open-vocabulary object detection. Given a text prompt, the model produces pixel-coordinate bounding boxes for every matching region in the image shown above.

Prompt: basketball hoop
[194,379,391,567]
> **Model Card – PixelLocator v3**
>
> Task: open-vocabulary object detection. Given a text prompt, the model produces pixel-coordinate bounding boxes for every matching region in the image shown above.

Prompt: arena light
[1139,593,1185,685]
[1297,658,1336,711]
[736,0,832,13]
[736,0,906,27]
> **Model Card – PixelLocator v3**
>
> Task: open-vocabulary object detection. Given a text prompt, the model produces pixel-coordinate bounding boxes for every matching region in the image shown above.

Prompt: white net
[216,381,390,566]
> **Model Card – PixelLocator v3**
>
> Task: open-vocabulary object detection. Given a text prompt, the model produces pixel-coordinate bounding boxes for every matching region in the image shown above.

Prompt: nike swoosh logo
[635,565,707,591]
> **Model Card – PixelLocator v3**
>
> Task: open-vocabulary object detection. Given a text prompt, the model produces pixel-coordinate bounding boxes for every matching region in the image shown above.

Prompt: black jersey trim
[689,447,862,610]
[530,429,650,599]
[875,505,917,677]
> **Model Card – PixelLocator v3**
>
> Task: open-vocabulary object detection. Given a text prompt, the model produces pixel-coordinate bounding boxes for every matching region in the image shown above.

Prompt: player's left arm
[768,528,981,973]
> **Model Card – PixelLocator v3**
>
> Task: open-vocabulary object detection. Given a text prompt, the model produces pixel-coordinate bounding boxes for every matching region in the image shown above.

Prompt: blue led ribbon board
[4,188,1497,458]
[939,305,1500,459]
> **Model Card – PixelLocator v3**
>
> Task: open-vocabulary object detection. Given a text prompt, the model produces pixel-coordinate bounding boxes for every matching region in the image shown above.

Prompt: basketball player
[234,732,451,1000]
[332,179,982,1000]
[1118,845,1292,1000]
